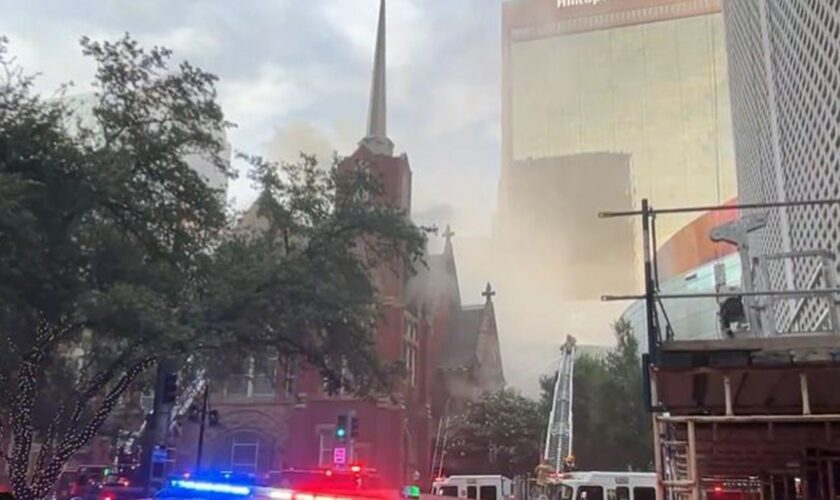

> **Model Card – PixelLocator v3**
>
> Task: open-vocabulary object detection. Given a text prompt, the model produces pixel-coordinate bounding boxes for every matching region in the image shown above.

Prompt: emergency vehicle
[431,475,513,500]
[545,472,655,500]
[154,467,418,500]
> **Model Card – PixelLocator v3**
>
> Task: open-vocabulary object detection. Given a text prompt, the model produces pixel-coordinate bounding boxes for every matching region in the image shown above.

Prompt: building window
[252,355,276,396]
[321,356,350,396]
[225,354,277,397]
[281,356,298,399]
[225,358,250,396]
[318,428,335,468]
[404,313,418,387]
[230,433,260,474]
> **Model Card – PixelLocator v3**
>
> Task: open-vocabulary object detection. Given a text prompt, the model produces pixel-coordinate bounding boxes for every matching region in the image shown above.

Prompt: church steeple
[359,0,395,157]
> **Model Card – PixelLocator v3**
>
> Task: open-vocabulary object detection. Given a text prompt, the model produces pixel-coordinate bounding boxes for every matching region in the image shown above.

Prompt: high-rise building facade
[723,0,840,332]
[501,0,738,243]
[496,152,637,299]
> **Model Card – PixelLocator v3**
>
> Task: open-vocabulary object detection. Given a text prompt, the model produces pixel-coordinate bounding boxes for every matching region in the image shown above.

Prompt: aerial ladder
[121,365,207,452]
[543,335,576,473]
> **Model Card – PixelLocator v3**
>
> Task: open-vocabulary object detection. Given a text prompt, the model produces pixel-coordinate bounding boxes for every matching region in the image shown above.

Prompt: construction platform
[651,336,840,500]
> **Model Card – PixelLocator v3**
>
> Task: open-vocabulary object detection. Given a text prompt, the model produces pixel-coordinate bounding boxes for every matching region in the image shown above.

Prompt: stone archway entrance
[206,428,277,475]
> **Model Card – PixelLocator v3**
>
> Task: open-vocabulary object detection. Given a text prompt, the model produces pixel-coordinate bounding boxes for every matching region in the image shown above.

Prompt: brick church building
[172,0,505,489]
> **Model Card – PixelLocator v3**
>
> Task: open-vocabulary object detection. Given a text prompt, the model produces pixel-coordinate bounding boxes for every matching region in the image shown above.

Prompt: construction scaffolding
[651,347,840,500]
[602,198,840,500]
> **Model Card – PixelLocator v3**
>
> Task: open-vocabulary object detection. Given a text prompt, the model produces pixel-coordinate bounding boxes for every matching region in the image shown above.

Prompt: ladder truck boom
[543,335,576,473]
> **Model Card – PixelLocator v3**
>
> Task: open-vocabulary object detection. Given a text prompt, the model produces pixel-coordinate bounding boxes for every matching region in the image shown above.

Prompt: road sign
[333,446,347,465]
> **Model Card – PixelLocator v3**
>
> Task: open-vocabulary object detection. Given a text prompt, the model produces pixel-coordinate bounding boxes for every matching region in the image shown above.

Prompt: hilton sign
[557,0,605,6]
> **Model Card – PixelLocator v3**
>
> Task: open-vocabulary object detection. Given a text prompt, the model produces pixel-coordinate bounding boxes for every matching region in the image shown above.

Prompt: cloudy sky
[1,1,597,396]
[0,0,502,238]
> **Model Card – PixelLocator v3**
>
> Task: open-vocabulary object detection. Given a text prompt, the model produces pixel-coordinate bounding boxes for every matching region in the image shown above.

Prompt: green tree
[538,321,652,471]
[200,151,429,393]
[538,372,555,420]
[568,354,609,470]
[598,319,651,471]
[446,390,544,477]
[0,35,427,500]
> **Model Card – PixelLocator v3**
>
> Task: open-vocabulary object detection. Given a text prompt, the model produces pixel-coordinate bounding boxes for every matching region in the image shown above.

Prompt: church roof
[439,305,486,370]
[405,227,461,312]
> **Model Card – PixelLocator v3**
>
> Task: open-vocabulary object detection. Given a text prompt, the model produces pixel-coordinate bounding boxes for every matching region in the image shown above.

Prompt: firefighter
[563,455,576,472]
[535,459,552,487]
[533,458,553,500]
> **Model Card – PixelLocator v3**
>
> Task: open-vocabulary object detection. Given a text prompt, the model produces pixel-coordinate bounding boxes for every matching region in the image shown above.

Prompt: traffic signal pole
[195,384,210,472]
[142,358,177,494]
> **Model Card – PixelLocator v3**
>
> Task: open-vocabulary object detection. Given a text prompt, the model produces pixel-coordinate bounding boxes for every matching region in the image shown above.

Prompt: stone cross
[443,224,455,243]
[482,282,496,300]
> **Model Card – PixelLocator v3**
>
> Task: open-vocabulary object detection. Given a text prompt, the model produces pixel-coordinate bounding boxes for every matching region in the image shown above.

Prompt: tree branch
[32,316,88,356]
[32,356,155,498]
[33,401,69,478]
[0,412,12,463]
[69,342,150,430]
[8,357,39,498]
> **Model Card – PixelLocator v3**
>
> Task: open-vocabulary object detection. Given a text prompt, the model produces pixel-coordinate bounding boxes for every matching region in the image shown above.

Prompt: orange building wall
[656,198,738,281]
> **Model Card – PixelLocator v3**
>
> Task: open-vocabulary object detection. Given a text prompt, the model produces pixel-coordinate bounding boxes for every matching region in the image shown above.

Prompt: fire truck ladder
[122,366,207,451]
[543,335,576,472]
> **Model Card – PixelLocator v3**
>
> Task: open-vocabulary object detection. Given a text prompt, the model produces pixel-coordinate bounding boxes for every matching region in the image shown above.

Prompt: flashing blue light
[171,479,252,496]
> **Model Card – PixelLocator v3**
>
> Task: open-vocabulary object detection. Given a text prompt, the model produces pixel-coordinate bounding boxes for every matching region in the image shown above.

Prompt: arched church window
[403,313,418,387]
[230,432,260,474]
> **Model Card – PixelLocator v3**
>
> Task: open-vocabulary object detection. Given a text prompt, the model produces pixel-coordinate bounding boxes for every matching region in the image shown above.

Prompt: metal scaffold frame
[650,367,840,500]
[601,197,840,500]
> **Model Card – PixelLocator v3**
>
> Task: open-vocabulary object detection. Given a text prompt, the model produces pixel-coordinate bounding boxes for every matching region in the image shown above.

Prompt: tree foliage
[446,390,544,478]
[0,35,428,499]
[201,152,430,393]
[539,320,652,472]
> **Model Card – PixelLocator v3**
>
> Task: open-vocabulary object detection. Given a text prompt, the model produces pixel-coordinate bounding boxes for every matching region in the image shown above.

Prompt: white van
[552,472,656,500]
[432,475,514,500]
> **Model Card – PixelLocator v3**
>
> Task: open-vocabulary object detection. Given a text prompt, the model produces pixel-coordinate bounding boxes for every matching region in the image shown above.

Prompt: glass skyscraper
[501,0,738,244]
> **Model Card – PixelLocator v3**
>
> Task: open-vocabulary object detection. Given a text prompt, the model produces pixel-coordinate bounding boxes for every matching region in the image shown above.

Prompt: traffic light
[336,414,348,440]
[162,373,178,404]
[208,409,220,426]
[351,416,359,438]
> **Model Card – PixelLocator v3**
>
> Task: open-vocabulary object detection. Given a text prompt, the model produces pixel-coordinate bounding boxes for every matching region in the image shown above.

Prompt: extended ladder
[543,335,576,472]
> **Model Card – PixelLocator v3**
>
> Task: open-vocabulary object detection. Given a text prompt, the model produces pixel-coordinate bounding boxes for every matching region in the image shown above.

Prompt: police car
[155,469,409,500]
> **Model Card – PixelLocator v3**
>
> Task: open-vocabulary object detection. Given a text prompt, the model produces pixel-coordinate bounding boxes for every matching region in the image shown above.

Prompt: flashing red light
[324,470,333,477]
[714,487,723,493]
[350,465,362,473]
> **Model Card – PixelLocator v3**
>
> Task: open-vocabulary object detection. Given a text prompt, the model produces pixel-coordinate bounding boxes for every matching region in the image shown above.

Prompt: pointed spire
[359,0,394,156]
